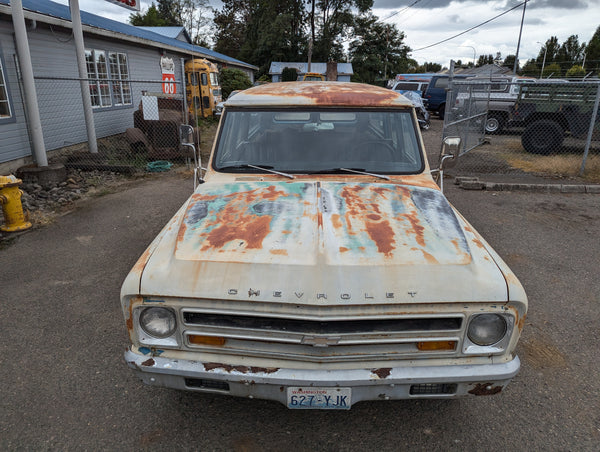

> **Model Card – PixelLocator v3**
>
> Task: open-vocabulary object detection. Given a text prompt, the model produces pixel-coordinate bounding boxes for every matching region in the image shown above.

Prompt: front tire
[485,113,505,134]
[438,104,446,120]
[522,119,564,155]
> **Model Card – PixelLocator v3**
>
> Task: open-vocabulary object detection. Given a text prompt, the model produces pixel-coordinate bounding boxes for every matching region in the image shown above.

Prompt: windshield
[213,109,424,174]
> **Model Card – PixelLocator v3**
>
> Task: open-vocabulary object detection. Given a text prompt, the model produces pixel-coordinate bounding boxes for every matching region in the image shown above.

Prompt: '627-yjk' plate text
[287,387,351,410]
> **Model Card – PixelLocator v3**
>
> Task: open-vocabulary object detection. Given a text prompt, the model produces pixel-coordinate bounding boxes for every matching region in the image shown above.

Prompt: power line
[380,0,423,22]
[412,0,527,52]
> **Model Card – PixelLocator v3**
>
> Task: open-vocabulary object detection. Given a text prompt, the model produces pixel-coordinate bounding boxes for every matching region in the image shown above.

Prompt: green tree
[312,0,373,62]
[502,54,518,71]
[584,26,600,74]
[476,54,494,67]
[349,16,409,83]
[155,0,213,45]
[521,58,540,77]
[566,65,586,78]
[558,35,585,73]
[281,67,299,81]
[542,63,562,78]
[129,3,167,26]
[219,68,253,98]
[213,0,251,59]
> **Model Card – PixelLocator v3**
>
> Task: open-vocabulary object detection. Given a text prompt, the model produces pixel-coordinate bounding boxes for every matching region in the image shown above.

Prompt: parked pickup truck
[511,82,599,154]
[121,82,527,409]
[454,76,536,134]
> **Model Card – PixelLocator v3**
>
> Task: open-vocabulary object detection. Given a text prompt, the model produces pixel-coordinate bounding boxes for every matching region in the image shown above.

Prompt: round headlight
[467,314,507,346]
[139,307,177,339]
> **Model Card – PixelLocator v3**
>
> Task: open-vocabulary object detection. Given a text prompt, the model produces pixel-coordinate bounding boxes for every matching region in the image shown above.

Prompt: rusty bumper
[125,349,520,406]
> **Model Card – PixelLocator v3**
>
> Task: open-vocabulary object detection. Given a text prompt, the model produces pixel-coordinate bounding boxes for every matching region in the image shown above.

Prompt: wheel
[522,120,564,155]
[438,104,446,119]
[420,119,431,131]
[485,113,505,134]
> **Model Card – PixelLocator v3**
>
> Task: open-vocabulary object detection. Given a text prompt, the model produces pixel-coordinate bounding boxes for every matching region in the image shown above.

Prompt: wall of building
[0,20,199,166]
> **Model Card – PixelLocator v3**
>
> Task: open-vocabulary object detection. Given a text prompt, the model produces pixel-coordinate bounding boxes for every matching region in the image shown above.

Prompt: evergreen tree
[129,3,167,26]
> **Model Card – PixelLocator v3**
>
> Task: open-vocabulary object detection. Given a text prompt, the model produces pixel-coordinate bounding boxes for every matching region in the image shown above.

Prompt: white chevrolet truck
[121,82,527,409]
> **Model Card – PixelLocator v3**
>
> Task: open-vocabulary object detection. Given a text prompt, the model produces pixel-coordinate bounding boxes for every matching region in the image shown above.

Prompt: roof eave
[0,4,258,71]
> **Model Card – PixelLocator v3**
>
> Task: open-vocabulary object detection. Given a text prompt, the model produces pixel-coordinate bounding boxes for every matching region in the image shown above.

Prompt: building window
[85,49,132,108]
[0,57,13,119]
[108,52,132,105]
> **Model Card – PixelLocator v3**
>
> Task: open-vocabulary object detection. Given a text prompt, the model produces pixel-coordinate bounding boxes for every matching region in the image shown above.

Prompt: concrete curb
[454,177,600,194]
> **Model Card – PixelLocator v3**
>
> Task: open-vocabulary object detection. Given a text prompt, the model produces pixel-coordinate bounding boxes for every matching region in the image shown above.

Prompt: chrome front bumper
[125,349,520,407]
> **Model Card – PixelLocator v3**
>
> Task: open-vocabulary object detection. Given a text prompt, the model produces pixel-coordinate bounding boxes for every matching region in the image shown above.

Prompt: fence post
[579,82,600,176]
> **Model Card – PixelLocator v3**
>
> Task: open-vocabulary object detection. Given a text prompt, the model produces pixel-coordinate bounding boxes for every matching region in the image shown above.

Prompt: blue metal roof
[136,26,191,43]
[0,0,257,70]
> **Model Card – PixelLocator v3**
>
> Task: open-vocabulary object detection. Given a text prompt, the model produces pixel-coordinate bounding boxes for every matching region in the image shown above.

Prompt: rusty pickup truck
[121,82,527,410]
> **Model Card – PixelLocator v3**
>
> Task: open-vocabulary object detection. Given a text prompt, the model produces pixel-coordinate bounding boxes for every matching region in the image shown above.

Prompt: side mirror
[439,136,461,171]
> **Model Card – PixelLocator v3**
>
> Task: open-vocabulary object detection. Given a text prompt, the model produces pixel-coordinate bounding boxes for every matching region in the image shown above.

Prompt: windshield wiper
[219,164,295,179]
[326,167,390,180]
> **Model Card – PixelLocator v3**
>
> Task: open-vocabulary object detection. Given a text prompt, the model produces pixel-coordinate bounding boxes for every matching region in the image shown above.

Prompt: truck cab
[121,82,527,409]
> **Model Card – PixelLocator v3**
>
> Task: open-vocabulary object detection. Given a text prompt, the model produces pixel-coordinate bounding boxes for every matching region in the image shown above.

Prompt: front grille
[181,309,464,363]
[183,312,462,334]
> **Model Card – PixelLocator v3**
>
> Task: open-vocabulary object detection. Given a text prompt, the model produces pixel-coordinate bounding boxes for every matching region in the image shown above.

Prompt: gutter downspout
[11,0,48,167]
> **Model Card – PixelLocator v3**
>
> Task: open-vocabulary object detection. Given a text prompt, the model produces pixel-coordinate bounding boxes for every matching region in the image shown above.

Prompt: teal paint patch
[139,347,152,355]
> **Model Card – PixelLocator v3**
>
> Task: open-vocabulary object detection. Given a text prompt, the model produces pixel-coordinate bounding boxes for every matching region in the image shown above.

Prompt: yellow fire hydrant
[0,175,32,232]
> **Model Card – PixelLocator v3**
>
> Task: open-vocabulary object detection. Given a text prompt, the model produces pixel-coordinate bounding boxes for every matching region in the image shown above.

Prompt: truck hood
[138,182,508,304]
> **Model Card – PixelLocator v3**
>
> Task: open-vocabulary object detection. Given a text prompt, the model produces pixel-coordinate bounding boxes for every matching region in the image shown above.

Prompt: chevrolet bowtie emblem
[302,336,341,347]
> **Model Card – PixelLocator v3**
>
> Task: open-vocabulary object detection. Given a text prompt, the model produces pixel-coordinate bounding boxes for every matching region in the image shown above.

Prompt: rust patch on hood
[468,383,503,396]
[203,362,279,374]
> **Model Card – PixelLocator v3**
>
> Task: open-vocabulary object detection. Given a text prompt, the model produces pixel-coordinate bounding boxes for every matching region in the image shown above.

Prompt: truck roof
[225,82,414,108]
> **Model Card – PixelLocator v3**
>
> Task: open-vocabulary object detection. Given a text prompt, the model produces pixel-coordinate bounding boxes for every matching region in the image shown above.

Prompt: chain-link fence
[442,79,600,181]
[31,76,203,174]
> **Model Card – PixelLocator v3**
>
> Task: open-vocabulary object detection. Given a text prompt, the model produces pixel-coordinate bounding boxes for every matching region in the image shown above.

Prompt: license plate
[287,387,351,410]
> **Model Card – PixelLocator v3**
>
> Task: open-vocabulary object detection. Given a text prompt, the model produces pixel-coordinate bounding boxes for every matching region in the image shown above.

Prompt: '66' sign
[161,56,176,95]
[105,0,140,12]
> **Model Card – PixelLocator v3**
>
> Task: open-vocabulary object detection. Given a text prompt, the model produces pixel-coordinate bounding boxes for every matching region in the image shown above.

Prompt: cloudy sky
[53,0,599,69]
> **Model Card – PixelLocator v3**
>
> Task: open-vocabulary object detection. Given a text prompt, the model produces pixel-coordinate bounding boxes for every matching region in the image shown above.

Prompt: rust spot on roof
[231,82,410,108]
[339,246,349,253]
[270,249,288,256]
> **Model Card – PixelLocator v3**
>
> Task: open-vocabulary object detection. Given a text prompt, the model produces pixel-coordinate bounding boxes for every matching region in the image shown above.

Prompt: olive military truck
[510,83,600,154]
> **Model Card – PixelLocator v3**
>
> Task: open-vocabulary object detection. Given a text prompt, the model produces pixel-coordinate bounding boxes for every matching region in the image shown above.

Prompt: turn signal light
[188,335,226,346]
[417,341,456,351]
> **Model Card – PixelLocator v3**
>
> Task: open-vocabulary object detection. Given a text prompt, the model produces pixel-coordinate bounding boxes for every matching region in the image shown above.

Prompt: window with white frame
[0,57,13,119]
[85,49,132,108]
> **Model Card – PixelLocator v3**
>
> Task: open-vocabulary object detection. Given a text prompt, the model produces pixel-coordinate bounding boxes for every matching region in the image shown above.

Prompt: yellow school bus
[185,59,222,119]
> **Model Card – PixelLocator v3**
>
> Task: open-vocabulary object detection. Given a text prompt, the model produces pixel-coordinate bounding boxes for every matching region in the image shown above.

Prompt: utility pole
[513,0,527,75]
[11,0,48,166]
[70,0,98,153]
[537,41,547,78]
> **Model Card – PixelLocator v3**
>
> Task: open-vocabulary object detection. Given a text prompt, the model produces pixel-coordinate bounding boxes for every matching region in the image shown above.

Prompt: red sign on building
[105,0,140,12]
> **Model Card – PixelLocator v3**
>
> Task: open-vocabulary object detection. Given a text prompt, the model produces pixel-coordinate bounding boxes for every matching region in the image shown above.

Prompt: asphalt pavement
[1,170,599,451]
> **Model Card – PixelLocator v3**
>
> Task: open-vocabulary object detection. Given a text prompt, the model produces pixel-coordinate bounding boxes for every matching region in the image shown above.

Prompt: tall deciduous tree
[349,15,409,83]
